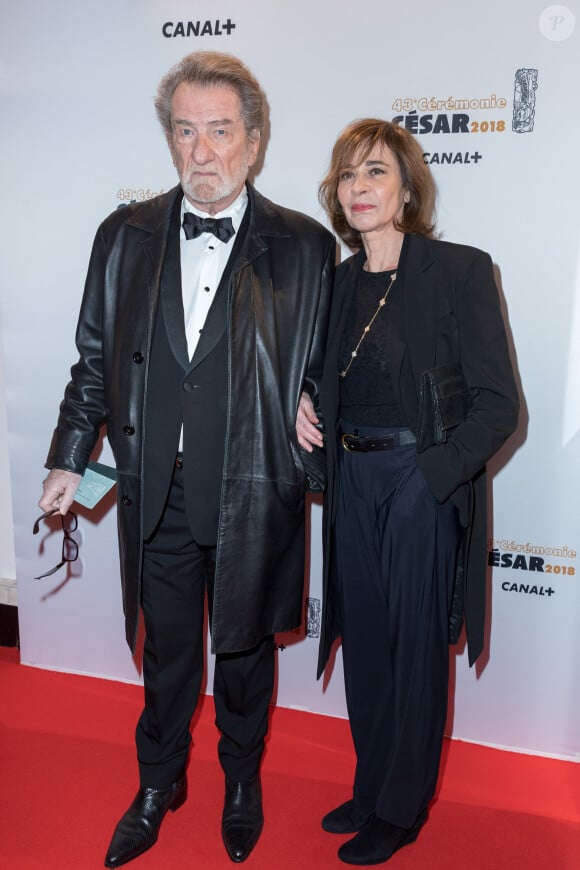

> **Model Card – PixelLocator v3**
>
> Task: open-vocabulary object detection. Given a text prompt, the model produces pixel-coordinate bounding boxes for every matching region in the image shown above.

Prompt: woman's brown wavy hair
[319,119,436,249]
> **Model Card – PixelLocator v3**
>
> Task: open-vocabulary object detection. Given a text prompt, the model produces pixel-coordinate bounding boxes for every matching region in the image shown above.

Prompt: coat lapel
[126,185,186,364]
[319,249,363,429]
[188,195,255,371]
[397,233,438,382]
[190,185,287,370]
[159,198,189,369]
[331,249,365,356]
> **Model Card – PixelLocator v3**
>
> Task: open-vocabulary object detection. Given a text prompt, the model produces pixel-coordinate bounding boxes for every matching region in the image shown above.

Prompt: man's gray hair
[155,51,265,140]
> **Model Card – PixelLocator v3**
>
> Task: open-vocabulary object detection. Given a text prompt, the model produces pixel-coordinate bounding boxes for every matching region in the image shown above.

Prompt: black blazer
[317,233,519,676]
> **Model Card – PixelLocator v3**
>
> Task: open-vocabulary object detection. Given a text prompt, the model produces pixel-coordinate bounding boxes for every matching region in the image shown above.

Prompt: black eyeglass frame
[33,508,79,580]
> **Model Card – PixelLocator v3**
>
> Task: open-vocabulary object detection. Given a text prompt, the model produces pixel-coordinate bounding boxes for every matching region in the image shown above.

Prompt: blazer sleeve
[45,226,108,473]
[416,248,519,503]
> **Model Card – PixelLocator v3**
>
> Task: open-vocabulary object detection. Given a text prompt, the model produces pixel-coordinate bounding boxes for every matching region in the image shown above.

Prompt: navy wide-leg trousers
[334,426,460,828]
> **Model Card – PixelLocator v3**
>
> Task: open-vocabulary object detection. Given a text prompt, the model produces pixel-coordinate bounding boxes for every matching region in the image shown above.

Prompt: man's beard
[180,162,249,208]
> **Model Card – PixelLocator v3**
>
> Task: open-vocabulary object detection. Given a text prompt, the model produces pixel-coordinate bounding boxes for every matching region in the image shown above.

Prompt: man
[39,51,334,867]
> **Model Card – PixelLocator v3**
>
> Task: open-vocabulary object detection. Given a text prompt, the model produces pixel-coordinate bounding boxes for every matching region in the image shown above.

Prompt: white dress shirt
[180,188,248,360]
[178,188,248,450]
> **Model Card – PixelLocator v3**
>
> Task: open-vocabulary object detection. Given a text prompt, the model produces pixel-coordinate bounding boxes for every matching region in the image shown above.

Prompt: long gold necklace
[339,271,397,379]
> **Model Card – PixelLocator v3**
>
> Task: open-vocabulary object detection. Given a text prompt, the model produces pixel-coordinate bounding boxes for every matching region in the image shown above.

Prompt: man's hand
[39,469,82,516]
[296,391,324,453]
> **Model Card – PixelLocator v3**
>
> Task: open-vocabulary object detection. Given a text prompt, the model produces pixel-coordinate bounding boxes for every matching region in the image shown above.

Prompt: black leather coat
[46,184,334,654]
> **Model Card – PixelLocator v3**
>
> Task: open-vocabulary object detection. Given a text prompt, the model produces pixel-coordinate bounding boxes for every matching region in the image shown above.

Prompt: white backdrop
[1,0,579,760]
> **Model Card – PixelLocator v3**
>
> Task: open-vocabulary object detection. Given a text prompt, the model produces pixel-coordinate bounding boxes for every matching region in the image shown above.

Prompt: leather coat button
[132,352,144,364]
[123,425,135,435]
[121,496,132,506]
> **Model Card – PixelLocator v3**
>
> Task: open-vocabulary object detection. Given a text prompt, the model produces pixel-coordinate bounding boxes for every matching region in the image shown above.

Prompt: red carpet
[1,646,579,869]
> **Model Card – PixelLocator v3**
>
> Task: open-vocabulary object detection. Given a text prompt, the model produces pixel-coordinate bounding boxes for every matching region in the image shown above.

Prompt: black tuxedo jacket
[142,197,248,544]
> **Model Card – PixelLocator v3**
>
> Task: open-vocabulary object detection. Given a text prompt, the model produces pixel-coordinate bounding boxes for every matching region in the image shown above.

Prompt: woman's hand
[296,392,324,453]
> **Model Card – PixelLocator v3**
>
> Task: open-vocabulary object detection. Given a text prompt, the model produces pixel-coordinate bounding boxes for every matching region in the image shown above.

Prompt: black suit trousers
[136,463,275,787]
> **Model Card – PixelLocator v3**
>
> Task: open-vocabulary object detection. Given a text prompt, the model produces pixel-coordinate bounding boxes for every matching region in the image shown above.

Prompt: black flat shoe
[221,776,264,863]
[338,808,428,865]
[104,779,186,868]
[322,799,372,834]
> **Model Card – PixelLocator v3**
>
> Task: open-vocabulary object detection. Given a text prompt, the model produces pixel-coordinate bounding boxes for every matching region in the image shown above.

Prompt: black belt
[175,454,184,469]
[340,429,416,453]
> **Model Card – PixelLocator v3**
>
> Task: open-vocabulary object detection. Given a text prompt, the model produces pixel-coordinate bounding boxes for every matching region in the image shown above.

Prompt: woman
[297,119,519,865]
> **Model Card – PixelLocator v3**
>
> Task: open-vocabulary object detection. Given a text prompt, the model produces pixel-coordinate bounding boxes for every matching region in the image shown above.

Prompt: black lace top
[338,267,405,427]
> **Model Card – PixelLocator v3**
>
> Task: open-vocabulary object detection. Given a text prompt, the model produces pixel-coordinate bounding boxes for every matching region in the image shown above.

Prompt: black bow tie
[182,212,235,243]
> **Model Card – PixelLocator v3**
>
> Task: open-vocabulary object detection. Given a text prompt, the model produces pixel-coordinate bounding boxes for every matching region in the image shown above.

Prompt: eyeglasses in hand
[33,509,79,580]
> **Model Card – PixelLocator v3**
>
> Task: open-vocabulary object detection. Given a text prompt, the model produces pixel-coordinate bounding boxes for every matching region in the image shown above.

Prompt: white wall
[1,0,578,759]
[0,312,17,602]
